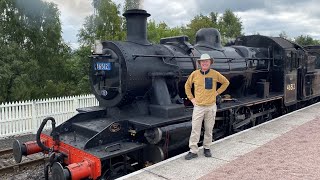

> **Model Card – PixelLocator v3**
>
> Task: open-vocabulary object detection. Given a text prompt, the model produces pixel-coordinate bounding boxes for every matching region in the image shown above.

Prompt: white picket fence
[0,94,99,137]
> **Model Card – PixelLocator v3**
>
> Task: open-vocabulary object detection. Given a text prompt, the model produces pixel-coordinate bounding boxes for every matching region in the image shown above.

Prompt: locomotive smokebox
[91,0,180,108]
[123,1,150,45]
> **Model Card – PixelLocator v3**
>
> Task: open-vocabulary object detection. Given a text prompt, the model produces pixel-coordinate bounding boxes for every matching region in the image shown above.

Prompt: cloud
[44,0,320,49]
[194,0,320,39]
[198,0,266,13]
[144,0,198,27]
[43,0,93,45]
[235,1,320,39]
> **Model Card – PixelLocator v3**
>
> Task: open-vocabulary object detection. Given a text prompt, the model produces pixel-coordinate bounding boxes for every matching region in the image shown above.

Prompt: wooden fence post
[73,96,79,113]
[31,101,37,134]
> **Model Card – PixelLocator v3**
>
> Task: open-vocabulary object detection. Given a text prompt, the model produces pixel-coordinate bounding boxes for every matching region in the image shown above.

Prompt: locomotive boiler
[13,6,320,180]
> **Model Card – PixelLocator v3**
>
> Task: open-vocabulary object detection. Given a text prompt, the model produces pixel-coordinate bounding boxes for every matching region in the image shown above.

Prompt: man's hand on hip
[191,98,197,105]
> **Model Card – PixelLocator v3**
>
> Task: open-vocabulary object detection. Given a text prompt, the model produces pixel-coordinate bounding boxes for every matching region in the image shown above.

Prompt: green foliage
[78,0,125,46]
[78,15,96,47]
[0,42,39,102]
[183,14,218,43]
[218,9,242,39]
[294,35,320,46]
[147,20,183,43]
[0,0,85,103]
[182,10,243,44]
[78,2,243,46]
[64,46,92,95]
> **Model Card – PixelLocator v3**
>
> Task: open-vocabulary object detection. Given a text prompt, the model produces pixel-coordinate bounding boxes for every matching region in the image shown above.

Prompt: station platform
[118,102,320,180]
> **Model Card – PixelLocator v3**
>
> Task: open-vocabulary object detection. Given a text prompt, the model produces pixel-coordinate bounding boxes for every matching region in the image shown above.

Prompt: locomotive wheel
[102,162,135,180]
[255,107,264,125]
[268,103,278,119]
[256,103,275,124]
[233,106,253,132]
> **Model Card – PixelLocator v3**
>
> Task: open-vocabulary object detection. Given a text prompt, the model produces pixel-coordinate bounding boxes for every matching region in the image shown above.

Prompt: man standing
[184,53,229,160]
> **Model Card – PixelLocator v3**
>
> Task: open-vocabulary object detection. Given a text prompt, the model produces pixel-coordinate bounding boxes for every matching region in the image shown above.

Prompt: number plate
[95,62,111,70]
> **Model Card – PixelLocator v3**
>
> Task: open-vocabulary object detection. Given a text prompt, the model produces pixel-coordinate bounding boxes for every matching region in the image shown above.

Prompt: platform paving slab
[200,117,320,180]
[118,102,320,180]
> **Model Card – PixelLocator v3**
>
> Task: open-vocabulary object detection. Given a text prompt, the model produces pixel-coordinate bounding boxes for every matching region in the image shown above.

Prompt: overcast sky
[44,0,320,49]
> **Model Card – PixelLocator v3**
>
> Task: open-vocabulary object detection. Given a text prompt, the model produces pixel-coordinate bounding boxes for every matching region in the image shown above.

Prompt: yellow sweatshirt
[185,69,229,106]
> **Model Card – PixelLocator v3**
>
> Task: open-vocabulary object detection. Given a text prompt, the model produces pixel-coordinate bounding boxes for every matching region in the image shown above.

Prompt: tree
[218,9,242,39]
[183,14,217,43]
[147,20,182,43]
[63,46,92,95]
[0,0,71,102]
[295,35,320,46]
[182,10,242,44]
[78,0,125,47]
[0,42,39,102]
[210,12,219,25]
[279,31,288,39]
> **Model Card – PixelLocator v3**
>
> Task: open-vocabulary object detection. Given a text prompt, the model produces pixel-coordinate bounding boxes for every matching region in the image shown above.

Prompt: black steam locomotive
[13,8,320,180]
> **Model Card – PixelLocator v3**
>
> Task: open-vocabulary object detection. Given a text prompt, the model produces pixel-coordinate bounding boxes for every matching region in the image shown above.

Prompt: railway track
[0,148,47,175]
[0,148,13,156]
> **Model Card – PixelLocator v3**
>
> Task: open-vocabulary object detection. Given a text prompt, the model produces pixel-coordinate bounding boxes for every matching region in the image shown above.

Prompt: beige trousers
[189,104,217,153]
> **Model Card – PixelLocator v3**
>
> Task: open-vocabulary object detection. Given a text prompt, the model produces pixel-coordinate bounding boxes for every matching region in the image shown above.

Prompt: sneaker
[185,152,198,160]
[204,149,212,157]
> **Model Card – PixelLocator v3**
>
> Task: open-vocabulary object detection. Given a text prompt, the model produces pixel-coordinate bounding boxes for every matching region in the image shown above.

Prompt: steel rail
[0,148,13,156]
[0,156,46,174]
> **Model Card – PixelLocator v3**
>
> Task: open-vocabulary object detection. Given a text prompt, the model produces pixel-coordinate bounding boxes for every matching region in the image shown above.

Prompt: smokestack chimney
[123,1,150,45]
